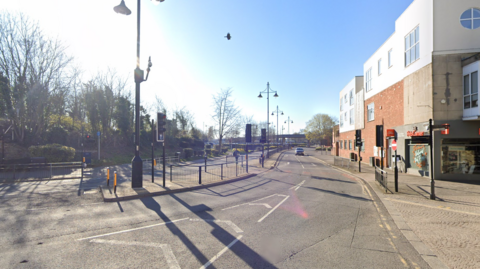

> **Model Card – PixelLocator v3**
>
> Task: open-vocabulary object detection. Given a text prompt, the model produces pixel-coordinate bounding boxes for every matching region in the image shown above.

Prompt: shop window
[441,139,480,174]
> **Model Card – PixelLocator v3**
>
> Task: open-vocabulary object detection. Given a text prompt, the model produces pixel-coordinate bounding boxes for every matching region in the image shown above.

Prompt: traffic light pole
[151,119,155,183]
[163,141,166,187]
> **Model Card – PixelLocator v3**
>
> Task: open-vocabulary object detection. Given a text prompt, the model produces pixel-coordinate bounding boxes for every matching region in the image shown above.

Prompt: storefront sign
[386,129,395,137]
[449,146,465,151]
[407,131,425,136]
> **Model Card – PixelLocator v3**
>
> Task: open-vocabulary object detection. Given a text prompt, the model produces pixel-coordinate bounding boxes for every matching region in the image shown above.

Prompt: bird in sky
[225,33,231,40]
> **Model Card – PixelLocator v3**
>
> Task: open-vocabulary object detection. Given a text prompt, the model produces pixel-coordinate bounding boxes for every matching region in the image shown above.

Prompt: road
[0,148,429,268]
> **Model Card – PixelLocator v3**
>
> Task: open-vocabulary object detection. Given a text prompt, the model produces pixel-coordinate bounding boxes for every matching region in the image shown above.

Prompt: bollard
[226,156,228,167]
[170,165,173,182]
[107,168,110,186]
[50,164,52,179]
[236,161,238,177]
[199,166,202,184]
[154,159,157,166]
[221,164,223,180]
[114,171,117,194]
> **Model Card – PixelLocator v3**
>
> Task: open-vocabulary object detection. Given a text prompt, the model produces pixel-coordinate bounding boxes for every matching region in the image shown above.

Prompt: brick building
[337,0,480,180]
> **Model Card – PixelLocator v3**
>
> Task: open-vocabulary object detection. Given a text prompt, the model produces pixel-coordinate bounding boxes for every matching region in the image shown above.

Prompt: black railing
[375,166,390,193]
[0,162,83,181]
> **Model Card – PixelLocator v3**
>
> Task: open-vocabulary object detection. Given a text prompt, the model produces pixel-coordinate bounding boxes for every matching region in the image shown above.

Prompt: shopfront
[441,139,480,175]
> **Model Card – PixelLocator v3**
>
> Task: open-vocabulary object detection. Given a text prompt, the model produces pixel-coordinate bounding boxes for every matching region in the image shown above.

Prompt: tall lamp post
[114,0,160,188]
[285,116,293,146]
[258,82,278,158]
[271,105,284,144]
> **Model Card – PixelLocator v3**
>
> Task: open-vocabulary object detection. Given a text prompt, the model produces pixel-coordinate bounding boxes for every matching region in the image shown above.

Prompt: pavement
[310,150,480,269]
[100,149,284,202]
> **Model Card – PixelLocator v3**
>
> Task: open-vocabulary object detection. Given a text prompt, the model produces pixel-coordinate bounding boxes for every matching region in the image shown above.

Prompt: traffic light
[260,128,266,143]
[245,124,252,143]
[85,134,95,143]
[157,113,166,142]
[376,125,384,147]
[355,130,362,147]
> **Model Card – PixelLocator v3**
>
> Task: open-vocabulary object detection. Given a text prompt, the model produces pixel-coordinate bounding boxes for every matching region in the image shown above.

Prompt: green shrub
[183,148,193,159]
[28,144,75,163]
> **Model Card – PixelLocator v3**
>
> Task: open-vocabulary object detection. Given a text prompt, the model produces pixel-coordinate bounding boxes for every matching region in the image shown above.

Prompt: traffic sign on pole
[391,140,397,151]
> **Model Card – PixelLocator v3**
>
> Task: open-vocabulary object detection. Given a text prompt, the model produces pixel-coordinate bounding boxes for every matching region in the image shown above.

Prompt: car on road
[295,148,304,156]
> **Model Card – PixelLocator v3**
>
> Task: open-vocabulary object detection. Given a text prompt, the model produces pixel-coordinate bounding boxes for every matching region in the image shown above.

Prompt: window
[388,49,393,67]
[350,109,354,125]
[340,114,344,127]
[460,8,480,29]
[340,141,343,149]
[349,140,352,150]
[344,112,347,124]
[405,26,420,67]
[340,97,343,111]
[366,68,372,92]
[361,140,365,152]
[349,90,354,106]
[367,103,374,121]
[344,94,347,103]
[378,58,382,75]
[464,71,479,109]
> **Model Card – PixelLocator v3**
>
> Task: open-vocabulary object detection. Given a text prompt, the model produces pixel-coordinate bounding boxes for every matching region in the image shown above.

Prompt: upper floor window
[340,97,343,111]
[349,90,354,105]
[367,103,375,121]
[388,49,393,67]
[464,71,478,109]
[344,94,347,103]
[460,8,480,29]
[405,26,420,67]
[350,109,354,125]
[378,58,382,75]
[366,68,372,92]
[349,140,352,150]
[340,114,344,127]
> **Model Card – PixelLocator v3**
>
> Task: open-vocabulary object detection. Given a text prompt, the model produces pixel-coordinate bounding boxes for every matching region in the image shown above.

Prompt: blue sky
[3,0,414,134]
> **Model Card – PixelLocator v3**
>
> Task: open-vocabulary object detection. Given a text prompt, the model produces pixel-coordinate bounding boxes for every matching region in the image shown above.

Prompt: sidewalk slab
[310,151,480,269]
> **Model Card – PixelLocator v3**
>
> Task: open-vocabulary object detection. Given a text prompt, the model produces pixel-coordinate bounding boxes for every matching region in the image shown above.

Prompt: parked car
[295,148,304,156]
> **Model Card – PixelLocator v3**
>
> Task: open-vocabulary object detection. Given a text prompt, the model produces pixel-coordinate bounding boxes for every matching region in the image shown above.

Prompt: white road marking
[222,194,277,210]
[294,180,305,191]
[311,163,317,166]
[258,195,290,223]
[199,235,243,269]
[90,239,180,269]
[189,219,243,233]
[77,218,189,241]
[248,203,272,208]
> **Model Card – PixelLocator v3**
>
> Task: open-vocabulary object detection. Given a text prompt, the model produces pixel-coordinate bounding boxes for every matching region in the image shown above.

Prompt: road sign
[391,140,397,151]
[97,131,101,137]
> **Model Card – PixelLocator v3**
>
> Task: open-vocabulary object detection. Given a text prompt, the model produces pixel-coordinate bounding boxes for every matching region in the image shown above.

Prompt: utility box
[83,152,92,164]
[369,157,375,167]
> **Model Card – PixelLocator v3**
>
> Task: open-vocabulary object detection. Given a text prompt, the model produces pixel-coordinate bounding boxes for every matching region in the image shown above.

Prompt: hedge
[28,144,75,163]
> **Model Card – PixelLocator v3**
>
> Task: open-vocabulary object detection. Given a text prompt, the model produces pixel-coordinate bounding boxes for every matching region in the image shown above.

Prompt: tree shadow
[310,175,356,184]
[141,194,277,268]
[305,186,372,202]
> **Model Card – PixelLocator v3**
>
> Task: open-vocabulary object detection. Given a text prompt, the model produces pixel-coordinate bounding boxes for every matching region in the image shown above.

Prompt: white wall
[339,77,357,133]
[434,0,480,54]
[364,0,434,101]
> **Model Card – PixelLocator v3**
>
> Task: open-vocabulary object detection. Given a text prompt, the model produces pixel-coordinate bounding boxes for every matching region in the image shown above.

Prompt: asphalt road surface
[0,148,430,268]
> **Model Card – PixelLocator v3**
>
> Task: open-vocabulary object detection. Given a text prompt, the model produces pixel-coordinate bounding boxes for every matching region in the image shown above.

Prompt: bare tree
[0,11,74,144]
[174,107,194,136]
[212,88,241,152]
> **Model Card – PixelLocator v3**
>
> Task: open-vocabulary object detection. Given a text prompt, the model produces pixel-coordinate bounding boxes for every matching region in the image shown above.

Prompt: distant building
[337,0,480,180]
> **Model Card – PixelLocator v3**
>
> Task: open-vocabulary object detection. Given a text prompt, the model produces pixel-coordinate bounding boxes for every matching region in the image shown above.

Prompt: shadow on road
[141,194,277,268]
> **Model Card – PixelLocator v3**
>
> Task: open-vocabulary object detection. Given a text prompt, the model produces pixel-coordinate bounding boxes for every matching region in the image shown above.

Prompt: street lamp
[258,82,279,158]
[271,105,284,144]
[114,0,160,188]
[284,116,293,146]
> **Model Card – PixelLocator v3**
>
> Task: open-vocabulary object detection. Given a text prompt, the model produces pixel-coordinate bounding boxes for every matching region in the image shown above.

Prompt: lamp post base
[132,155,143,188]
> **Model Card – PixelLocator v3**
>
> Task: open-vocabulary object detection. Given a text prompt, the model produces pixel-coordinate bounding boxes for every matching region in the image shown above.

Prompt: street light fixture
[114,0,161,188]
[258,82,278,158]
